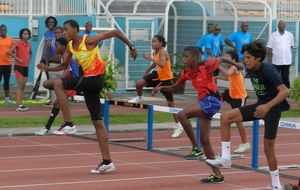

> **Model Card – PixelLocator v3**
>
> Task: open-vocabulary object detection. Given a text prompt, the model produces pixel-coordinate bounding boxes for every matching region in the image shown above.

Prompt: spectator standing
[225,22,252,61]
[0,24,14,104]
[267,20,295,88]
[8,28,32,111]
[79,20,103,48]
[195,23,214,60]
[42,16,57,106]
[205,24,225,61]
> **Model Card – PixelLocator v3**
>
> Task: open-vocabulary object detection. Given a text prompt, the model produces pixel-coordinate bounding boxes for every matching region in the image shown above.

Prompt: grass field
[0,99,299,128]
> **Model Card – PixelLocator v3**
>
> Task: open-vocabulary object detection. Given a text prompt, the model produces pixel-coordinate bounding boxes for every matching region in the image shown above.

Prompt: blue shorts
[199,96,221,120]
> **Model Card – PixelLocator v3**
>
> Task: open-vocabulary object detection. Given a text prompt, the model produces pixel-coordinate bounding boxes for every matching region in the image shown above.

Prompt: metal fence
[0,0,101,16]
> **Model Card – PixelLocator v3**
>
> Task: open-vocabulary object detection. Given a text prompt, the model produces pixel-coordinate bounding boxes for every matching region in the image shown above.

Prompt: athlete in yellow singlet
[37,19,137,174]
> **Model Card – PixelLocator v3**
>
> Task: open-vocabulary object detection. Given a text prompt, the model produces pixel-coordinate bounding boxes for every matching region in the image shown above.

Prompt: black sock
[64,121,73,127]
[45,107,60,130]
[102,159,111,165]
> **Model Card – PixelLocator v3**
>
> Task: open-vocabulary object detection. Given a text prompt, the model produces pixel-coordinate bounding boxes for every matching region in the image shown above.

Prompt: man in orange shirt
[0,24,14,104]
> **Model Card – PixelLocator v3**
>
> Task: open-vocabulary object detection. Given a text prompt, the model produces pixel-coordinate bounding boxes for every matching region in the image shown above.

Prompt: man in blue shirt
[225,22,252,60]
[205,24,224,61]
[79,20,103,47]
[195,23,214,59]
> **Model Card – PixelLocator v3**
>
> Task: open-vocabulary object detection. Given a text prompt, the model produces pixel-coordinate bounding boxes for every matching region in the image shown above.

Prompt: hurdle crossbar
[74,96,299,171]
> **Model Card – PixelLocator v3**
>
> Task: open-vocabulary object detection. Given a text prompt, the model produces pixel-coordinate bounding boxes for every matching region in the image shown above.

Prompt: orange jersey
[228,70,247,99]
[68,35,105,77]
[0,36,14,65]
[153,51,173,81]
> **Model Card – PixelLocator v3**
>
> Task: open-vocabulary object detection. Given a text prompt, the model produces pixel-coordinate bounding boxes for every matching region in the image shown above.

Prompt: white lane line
[0,160,192,173]
[0,170,253,189]
[0,142,96,148]
[0,150,145,159]
[243,153,300,159]
[234,186,271,190]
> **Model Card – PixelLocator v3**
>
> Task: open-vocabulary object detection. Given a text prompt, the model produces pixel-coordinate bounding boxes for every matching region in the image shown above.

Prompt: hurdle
[251,120,300,171]
[101,99,186,150]
[74,96,245,158]
[101,98,243,162]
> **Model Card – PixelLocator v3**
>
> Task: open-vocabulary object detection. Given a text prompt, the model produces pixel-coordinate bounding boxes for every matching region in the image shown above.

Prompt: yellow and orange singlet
[68,35,105,77]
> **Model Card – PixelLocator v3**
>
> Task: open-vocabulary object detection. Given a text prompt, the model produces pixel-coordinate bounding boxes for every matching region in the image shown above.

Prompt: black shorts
[222,89,247,109]
[14,65,29,78]
[143,71,174,102]
[239,103,281,140]
[61,75,104,120]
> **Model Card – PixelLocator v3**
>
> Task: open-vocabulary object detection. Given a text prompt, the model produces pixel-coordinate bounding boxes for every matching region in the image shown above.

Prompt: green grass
[0,98,48,107]
[0,99,299,128]
[282,109,300,118]
[0,112,177,128]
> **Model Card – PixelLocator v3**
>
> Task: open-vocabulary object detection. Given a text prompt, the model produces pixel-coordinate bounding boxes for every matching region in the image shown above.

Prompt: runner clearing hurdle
[37,19,137,174]
[152,46,243,183]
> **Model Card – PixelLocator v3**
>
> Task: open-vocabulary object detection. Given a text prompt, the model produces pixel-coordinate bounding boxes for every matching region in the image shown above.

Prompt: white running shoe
[5,98,14,105]
[34,128,50,136]
[206,157,232,168]
[16,105,29,112]
[52,125,77,135]
[171,124,183,138]
[90,162,116,174]
[234,143,250,154]
[272,185,282,190]
[128,96,143,104]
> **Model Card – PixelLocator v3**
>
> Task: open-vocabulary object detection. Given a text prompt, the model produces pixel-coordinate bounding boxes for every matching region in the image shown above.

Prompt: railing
[265,0,300,20]
[1,0,300,19]
[0,0,101,16]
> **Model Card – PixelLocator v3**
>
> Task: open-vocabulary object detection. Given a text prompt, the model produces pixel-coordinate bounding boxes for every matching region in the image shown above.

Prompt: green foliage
[100,54,122,98]
[291,77,300,104]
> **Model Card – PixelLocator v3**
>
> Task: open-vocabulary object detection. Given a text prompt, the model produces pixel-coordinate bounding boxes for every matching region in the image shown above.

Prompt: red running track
[0,127,299,190]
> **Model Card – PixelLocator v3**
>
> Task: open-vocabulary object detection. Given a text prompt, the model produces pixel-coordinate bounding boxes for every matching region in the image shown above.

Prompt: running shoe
[185,147,204,160]
[5,97,14,105]
[52,124,77,135]
[34,128,50,136]
[171,124,183,138]
[128,96,144,104]
[206,157,232,168]
[16,105,29,112]
[200,173,224,184]
[234,143,250,154]
[90,162,116,174]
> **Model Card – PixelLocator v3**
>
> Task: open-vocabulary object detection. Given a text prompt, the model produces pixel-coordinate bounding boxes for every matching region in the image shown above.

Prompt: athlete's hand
[254,104,270,118]
[143,53,151,61]
[37,63,48,72]
[18,59,25,64]
[130,49,137,60]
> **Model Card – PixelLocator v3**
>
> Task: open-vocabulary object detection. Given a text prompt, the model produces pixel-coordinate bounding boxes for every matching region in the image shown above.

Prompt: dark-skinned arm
[254,84,289,118]
[152,80,182,95]
[37,47,72,72]
[206,48,213,58]
[86,29,137,60]
[219,57,244,70]
[225,38,237,52]
[144,63,156,75]
[218,64,237,78]
[143,50,167,68]
[215,76,228,81]
[267,47,272,64]
[44,40,52,66]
